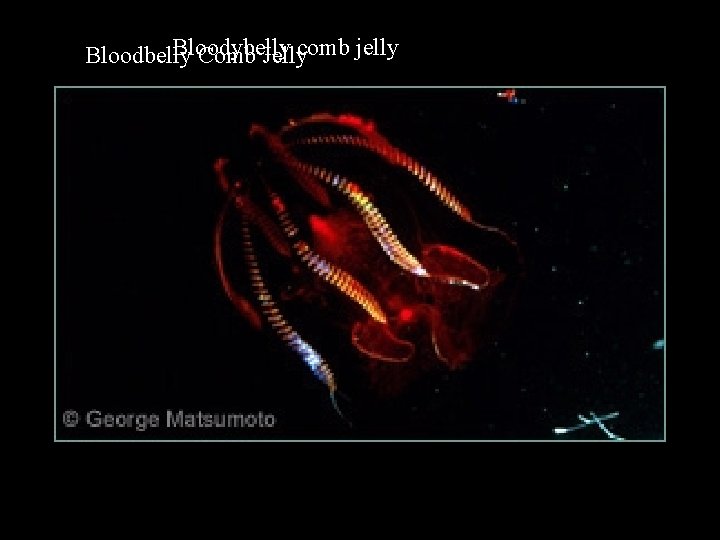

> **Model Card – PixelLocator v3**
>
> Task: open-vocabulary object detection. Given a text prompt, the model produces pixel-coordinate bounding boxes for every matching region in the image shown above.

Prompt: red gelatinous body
[214,113,521,405]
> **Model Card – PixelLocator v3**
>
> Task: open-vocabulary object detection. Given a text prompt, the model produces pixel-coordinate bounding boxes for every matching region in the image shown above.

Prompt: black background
[55,86,663,440]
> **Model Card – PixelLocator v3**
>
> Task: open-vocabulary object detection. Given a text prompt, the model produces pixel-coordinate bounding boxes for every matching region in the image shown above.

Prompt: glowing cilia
[213,113,521,423]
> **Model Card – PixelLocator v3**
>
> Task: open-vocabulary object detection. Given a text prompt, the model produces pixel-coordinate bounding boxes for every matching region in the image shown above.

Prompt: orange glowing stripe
[294,241,388,324]
[290,133,473,222]
[294,162,428,277]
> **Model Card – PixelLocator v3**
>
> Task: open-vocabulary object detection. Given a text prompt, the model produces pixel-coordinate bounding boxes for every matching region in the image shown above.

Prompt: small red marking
[214,157,229,174]
[214,157,230,192]
[338,114,364,128]
[308,214,339,247]
[398,307,415,324]
[271,196,285,214]
[498,88,516,102]
[339,114,376,133]
[248,123,264,136]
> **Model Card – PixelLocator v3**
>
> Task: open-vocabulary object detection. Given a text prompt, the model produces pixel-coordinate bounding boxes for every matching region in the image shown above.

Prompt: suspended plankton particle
[553,411,624,441]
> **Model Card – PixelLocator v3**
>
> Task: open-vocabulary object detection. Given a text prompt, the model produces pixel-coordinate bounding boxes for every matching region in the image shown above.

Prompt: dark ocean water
[56,88,663,440]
